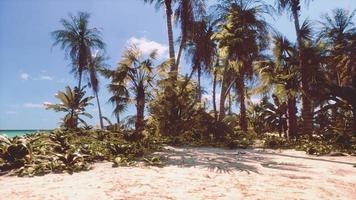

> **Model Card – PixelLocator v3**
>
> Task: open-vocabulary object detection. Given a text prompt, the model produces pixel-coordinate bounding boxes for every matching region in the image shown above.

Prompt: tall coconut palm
[106,46,156,137]
[143,0,207,78]
[51,12,105,90]
[214,0,270,132]
[87,53,107,129]
[175,0,207,69]
[186,19,217,101]
[142,0,176,76]
[274,0,313,135]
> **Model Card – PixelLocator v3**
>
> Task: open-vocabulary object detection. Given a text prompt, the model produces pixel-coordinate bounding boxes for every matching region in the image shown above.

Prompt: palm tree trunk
[287,96,298,140]
[136,85,145,137]
[218,64,229,121]
[213,69,217,120]
[94,91,104,129]
[164,0,177,79]
[198,67,202,101]
[228,91,232,115]
[353,105,356,136]
[78,69,82,90]
[176,38,185,71]
[116,113,120,125]
[292,6,313,135]
[237,76,247,132]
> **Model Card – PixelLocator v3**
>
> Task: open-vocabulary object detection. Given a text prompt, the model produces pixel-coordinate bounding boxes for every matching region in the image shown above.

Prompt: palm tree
[51,12,105,90]
[319,8,356,87]
[255,33,299,139]
[214,0,270,132]
[107,89,129,126]
[274,0,313,135]
[45,86,94,129]
[142,0,176,76]
[143,0,207,78]
[260,95,288,137]
[106,46,156,137]
[174,0,207,69]
[87,53,107,129]
[186,19,217,101]
[318,8,356,133]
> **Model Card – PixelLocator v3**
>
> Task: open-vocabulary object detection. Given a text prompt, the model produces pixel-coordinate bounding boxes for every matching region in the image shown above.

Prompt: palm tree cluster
[48,0,355,141]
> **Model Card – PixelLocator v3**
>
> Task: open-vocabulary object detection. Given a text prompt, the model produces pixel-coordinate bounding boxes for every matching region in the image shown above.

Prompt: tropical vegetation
[1,1,356,177]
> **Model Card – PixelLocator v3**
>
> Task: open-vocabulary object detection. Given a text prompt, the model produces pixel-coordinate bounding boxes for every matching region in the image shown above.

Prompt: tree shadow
[258,151,355,166]
[153,146,313,174]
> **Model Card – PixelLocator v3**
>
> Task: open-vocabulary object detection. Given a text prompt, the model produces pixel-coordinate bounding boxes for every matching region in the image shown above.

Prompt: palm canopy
[174,0,206,39]
[274,0,311,16]
[51,12,105,89]
[113,45,156,97]
[214,0,270,69]
[87,53,108,93]
[318,8,355,44]
[46,86,94,129]
[318,8,356,86]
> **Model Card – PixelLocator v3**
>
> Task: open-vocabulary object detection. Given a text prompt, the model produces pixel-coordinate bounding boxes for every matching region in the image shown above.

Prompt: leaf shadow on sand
[153,146,311,174]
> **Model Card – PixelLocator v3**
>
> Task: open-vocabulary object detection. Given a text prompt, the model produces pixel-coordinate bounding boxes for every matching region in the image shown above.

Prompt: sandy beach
[0,146,355,200]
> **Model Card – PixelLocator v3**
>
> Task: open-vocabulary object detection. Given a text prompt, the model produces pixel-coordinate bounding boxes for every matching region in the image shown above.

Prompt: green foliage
[0,129,161,177]
[226,131,255,149]
[46,86,94,129]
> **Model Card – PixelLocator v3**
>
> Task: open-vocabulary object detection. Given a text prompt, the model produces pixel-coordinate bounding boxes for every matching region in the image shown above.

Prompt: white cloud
[23,103,44,108]
[23,101,51,108]
[40,75,53,81]
[127,37,168,59]
[5,111,17,115]
[20,73,29,80]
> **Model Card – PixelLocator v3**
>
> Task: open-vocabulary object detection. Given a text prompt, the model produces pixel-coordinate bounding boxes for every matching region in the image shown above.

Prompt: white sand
[0,146,355,200]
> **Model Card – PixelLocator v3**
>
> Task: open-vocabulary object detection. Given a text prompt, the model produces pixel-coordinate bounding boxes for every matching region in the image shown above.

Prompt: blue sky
[0,0,355,129]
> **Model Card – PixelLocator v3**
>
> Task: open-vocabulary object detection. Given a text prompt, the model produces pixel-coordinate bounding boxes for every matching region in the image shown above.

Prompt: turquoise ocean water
[0,130,52,137]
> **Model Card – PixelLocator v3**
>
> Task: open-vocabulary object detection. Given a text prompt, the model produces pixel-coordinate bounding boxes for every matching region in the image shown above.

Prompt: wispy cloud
[23,103,44,108]
[5,111,17,115]
[127,37,168,59]
[20,73,29,80]
[23,101,52,108]
[40,75,53,80]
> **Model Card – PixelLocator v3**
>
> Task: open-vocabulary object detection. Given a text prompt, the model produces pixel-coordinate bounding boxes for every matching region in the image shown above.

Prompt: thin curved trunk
[236,76,247,132]
[218,65,229,121]
[292,6,313,135]
[94,91,104,129]
[176,39,184,71]
[198,67,201,101]
[287,96,298,140]
[213,69,217,120]
[164,0,177,79]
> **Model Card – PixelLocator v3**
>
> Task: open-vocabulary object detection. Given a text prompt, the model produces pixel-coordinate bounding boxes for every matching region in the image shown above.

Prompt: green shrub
[0,128,160,177]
